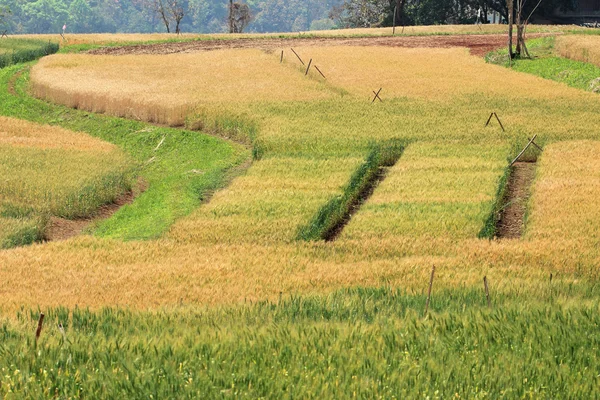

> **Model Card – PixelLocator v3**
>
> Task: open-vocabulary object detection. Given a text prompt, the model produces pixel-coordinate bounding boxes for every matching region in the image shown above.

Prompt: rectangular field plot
[526,140,600,242]
[339,141,509,241]
[168,156,363,244]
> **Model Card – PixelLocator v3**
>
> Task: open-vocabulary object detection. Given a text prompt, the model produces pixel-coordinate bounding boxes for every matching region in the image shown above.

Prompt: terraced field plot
[2,39,595,306]
[1,32,600,397]
[0,116,133,248]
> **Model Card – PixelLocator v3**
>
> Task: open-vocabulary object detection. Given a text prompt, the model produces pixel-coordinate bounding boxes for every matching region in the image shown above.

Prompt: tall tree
[228,1,252,33]
[147,0,171,32]
[168,0,187,34]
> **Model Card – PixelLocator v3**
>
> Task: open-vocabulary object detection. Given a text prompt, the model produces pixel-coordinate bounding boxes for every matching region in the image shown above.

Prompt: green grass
[486,36,600,92]
[2,287,600,398]
[0,39,58,68]
[297,139,405,241]
[0,64,249,241]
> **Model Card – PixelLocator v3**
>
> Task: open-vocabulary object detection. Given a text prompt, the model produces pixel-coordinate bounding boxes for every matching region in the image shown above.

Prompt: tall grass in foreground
[1,288,600,398]
[0,39,58,68]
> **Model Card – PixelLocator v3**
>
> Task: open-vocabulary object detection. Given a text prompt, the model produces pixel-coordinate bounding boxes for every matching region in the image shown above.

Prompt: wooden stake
[372,88,383,103]
[484,276,491,308]
[510,134,538,166]
[35,313,45,341]
[550,272,553,283]
[494,113,505,132]
[393,6,397,35]
[290,48,305,65]
[314,65,326,79]
[280,50,284,63]
[424,266,435,315]
[485,112,505,132]
[528,137,543,152]
[305,59,312,76]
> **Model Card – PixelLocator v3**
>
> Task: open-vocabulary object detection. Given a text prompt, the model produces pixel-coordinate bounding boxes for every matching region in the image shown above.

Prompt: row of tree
[0,0,343,34]
[0,0,577,35]
[333,0,577,28]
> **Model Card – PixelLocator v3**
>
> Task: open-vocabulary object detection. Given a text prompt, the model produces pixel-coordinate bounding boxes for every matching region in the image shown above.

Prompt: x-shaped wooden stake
[0,31,7,38]
[372,88,383,103]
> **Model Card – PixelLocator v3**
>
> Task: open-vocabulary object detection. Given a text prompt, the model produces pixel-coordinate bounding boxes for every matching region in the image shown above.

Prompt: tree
[168,0,187,34]
[148,0,171,32]
[228,1,252,33]
[0,5,11,28]
[334,0,388,28]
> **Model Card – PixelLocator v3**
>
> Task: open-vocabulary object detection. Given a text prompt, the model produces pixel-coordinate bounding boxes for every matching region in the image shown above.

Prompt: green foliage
[297,139,404,241]
[0,39,58,69]
[2,287,600,397]
[486,36,600,93]
[0,64,249,241]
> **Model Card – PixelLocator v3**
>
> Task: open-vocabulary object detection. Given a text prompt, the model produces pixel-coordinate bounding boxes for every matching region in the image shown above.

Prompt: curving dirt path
[88,33,552,57]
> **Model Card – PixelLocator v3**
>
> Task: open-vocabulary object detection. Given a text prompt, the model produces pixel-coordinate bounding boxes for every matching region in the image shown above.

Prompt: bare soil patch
[88,34,551,57]
[497,162,536,239]
[45,178,147,241]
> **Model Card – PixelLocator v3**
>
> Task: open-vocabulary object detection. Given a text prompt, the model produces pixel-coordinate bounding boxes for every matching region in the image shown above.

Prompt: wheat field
[555,34,600,68]
[14,24,586,46]
[0,42,590,311]
[0,116,133,248]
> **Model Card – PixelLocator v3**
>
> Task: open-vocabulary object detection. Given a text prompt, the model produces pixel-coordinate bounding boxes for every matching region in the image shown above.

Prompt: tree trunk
[507,0,513,63]
[229,0,234,34]
[515,0,522,56]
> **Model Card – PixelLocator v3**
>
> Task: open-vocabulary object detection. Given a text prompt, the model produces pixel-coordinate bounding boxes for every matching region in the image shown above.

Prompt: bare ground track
[88,33,551,57]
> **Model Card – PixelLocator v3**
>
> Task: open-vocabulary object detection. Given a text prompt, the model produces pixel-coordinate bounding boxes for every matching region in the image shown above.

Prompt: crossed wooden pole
[510,134,542,166]
[283,49,327,80]
[372,88,383,103]
[1,30,7,38]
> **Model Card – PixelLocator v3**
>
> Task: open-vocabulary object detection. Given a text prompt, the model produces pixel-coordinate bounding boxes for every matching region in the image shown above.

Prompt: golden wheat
[0,45,598,312]
[555,35,600,68]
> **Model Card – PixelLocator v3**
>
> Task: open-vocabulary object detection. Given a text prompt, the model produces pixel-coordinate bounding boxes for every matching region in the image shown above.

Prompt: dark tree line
[0,0,343,34]
[332,0,577,28]
[1,0,578,35]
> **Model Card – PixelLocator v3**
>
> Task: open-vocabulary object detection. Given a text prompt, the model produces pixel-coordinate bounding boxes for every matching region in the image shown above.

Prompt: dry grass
[555,35,600,68]
[293,45,592,101]
[14,24,583,46]
[0,116,133,247]
[527,140,600,242]
[1,44,600,311]
[31,50,338,126]
[0,115,116,151]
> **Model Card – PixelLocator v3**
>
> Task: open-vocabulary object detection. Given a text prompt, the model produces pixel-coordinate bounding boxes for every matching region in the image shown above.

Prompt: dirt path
[88,33,551,57]
[45,179,147,241]
[497,162,537,239]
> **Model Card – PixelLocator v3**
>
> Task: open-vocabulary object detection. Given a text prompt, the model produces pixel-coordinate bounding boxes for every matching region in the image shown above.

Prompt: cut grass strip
[297,139,405,241]
[486,36,600,93]
[0,64,250,241]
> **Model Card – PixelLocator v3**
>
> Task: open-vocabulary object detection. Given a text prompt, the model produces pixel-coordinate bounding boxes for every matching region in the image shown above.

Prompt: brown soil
[45,178,148,241]
[496,162,536,239]
[88,33,551,57]
[324,167,387,242]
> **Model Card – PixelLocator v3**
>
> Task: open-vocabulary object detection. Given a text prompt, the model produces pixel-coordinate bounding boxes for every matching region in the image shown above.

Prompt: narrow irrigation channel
[496,161,537,239]
[297,139,405,242]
